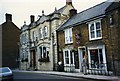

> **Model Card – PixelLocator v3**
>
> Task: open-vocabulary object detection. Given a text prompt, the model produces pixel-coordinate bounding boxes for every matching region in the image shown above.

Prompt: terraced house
[19,0,75,71]
[57,1,120,75]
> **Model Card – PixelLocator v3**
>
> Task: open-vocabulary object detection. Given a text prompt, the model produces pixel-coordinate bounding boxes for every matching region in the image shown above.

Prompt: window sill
[89,37,102,41]
[65,42,73,45]
[64,64,75,66]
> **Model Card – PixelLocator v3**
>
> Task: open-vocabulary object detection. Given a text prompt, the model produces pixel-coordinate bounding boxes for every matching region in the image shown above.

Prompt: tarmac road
[13,72,107,81]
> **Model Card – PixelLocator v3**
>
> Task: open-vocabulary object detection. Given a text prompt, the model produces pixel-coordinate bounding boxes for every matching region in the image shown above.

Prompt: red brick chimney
[30,15,35,23]
[5,13,12,22]
[66,0,72,5]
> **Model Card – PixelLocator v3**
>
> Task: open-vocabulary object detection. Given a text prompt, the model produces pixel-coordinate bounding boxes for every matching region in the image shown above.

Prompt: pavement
[13,70,120,81]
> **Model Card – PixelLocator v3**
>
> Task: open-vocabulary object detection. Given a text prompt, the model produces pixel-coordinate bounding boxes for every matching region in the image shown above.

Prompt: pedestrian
[82,57,87,75]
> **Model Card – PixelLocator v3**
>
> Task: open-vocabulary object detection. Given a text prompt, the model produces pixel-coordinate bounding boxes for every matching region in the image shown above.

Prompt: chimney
[66,0,72,5]
[69,9,77,17]
[5,13,12,22]
[30,15,35,23]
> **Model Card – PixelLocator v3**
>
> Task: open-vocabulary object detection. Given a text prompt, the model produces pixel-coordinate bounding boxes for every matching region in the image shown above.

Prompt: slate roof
[58,1,113,31]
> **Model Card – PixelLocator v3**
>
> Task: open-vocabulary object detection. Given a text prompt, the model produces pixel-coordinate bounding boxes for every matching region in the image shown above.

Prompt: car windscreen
[0,68,10,73]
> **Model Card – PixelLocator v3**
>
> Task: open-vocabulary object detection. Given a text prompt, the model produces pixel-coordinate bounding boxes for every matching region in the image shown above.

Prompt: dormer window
[88,20,102,40]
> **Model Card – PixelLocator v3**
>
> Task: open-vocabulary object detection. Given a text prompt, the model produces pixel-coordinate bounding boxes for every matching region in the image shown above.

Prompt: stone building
[0,13,20,69]
[19,0,75,70]
[57,1,120,75]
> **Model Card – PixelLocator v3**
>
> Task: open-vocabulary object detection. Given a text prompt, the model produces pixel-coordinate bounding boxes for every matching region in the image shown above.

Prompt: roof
[27,5,67,29]
[49,6,66,16]
[58,1,113,31]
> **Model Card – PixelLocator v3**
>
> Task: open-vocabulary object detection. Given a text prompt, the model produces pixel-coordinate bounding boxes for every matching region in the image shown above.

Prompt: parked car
[0,67,13,81]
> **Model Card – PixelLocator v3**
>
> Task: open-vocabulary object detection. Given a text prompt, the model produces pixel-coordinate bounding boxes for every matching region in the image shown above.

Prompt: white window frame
[63,49,74,66]
[64,28,73,44]
[39,46,49,59]
[88,20,102,40]
[87,45,107,70]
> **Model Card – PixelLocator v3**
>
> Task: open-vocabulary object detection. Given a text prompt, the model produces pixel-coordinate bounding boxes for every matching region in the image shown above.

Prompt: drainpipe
[52,33,55,70]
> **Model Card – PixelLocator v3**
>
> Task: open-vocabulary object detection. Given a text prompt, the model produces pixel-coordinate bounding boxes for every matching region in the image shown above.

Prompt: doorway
[78,46,86,72]
[30,50,36,69]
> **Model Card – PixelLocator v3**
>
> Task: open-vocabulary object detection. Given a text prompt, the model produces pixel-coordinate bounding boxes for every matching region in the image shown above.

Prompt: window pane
[110,15,114,25]
[69,28,73,43]
[69,36,72,42]
[65,51,69,57]
[40,47,42,58]
[90,24,94,31]
[44,27,47,37]
[66,58,69,64]
[96,22,100,30]
[39,29,42,38]
[65,30,68,43]
[70,51,73,64]
[99,49,103,64]
[90,49,99,68]
[1,68,10,73]
[43,47,46,58]
[65,51,69,64]
[91,32,95,38]
[96,30,101,37]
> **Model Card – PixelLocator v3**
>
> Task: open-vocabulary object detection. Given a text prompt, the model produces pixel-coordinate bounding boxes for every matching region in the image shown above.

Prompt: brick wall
[2,21,20,69]
[57,8,120,73]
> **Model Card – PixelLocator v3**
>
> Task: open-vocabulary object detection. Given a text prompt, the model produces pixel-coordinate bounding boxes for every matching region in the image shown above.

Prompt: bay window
[39,46,49,62]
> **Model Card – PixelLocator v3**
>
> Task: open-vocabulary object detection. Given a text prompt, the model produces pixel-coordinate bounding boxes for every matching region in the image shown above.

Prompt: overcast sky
[0,0,106,28]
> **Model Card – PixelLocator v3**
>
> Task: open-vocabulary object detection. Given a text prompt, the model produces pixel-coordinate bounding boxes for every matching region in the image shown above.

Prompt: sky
[0,0,107,28]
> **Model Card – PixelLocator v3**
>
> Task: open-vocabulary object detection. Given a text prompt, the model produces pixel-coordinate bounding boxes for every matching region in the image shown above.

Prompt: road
[13,72,105,81]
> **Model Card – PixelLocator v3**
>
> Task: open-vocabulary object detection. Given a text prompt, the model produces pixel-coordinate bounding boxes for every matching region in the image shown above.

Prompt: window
[63,49,74,65]
[24,33,27,43]
[21,33,27,44]
[32,31,36,41]
[65,51,69,64]
[39,46,49,62]
[109,15,114,26]
[88,45,107,70]
[89,49,103,69]
[40,46,47,59]
[89,20,102,40]
[65,28,73,44]
[44,26,48,38]
[39,28,42,39]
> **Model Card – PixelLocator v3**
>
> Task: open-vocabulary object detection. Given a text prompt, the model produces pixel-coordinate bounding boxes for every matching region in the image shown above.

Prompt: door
[32,50,36,68]
[78,47,86,72]
[30,50,36,68]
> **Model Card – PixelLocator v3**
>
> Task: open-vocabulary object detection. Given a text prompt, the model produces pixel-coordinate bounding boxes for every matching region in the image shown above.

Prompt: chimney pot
[5,13,12,22]
[69,9,77,17]
[30,15,35,23]
[66,0,72,5]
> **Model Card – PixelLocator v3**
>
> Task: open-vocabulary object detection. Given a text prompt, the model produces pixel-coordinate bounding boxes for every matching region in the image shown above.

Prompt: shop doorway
[78,46,86,72]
